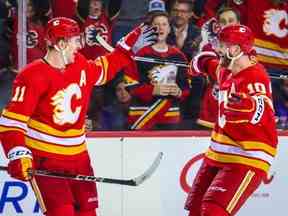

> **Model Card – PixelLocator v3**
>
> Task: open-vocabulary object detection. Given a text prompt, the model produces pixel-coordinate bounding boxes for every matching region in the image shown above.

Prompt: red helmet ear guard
[218,24,254,54]
[45,17,81,46]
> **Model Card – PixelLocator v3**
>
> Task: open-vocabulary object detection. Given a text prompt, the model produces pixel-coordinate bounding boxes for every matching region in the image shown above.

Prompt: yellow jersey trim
[197,119,215,128]
[205,149,270,172]
[226,170,255,213]
[257,55,288,65]
[255,39,288,53]
[25,137,86,155]
[212,131,277,156]
[0,125,26,133]
[28,119,84,137]
[2,109,29,122]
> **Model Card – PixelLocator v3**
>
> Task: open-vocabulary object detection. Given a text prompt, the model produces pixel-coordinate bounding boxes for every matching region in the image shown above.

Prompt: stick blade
[132,152,163,186]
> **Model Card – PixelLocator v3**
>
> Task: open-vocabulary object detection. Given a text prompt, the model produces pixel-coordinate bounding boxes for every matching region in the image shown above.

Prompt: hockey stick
[0,152,163,186]
[29,177,47,213]
[96,34,288,80]
[96,34,189,68]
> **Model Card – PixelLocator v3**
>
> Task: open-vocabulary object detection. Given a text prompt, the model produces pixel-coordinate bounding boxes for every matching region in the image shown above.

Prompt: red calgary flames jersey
[232,0,288,69]
[0,51,131,159]
[203,59,278,174]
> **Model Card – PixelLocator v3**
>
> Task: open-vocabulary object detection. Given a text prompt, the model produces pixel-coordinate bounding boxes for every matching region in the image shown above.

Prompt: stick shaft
[29,177,47,213]
[0,152,163,186]
[96,34,288,80]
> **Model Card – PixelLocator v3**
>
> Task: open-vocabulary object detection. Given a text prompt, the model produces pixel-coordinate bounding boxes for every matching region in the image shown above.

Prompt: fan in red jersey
[0,17,157,216]
[185,24,278,216]
[10,0,50,68]
[77,0,122,59]
[124,12,190,130]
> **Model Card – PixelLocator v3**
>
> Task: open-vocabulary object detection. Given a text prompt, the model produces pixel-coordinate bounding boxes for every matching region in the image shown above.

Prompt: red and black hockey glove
[224,92,265,124]
[188,51,218,77]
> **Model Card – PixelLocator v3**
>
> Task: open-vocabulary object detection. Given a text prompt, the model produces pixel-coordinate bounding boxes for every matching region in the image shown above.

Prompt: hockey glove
[224,92,265,124]
[188,51,218,77]
[7,146,33,181]
[117,24,158,54]
[85,25,99,46]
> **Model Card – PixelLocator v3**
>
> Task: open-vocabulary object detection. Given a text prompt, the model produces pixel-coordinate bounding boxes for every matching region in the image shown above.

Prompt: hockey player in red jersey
[0,17,157,216]
[197,7,241,129]
[185,24,278,216]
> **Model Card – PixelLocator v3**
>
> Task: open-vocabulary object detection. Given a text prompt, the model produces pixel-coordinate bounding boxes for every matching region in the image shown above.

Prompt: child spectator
[125,12,190,130]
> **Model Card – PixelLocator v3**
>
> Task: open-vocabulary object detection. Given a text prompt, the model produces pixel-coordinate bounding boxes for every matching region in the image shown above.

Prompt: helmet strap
[54,44,69,66]
[226,48,243,70]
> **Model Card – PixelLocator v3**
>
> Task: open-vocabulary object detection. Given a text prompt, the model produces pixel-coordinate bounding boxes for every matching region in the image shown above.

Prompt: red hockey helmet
[218,24,254,54]
[45,17,80,45]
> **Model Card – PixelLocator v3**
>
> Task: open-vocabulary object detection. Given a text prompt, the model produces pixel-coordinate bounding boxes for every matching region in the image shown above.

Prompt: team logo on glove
[85,24,108,46]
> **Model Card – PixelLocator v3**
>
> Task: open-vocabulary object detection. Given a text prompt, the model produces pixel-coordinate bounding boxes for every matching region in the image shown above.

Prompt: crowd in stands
[0,0,287,130]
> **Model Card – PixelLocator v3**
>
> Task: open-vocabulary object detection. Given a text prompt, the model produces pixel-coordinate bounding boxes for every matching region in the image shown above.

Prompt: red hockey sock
[46,204,75,216]
[201,202,230,216]
[75,209,97,216]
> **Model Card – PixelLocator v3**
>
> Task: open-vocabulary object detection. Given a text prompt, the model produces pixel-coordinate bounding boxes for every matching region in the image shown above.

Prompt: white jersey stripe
[255,46,288,60]
[27,128,86,146]
[0,116,28,131]
[210,141,274,165]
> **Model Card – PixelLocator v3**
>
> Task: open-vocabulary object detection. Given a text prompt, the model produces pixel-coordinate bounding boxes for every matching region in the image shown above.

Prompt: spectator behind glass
[86,74,131,131]
[99,73,131,130]
[196,7,241,129]
[168,0,200,60]
[167,1,202,129]
[274,79,288,130]
[10,0,50,69]
[125,12,190,130]
[0,1,11,69]
[86,85,105,130]
[0,1,17,111]
[112,0,150,45]
[77,0,121,59]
